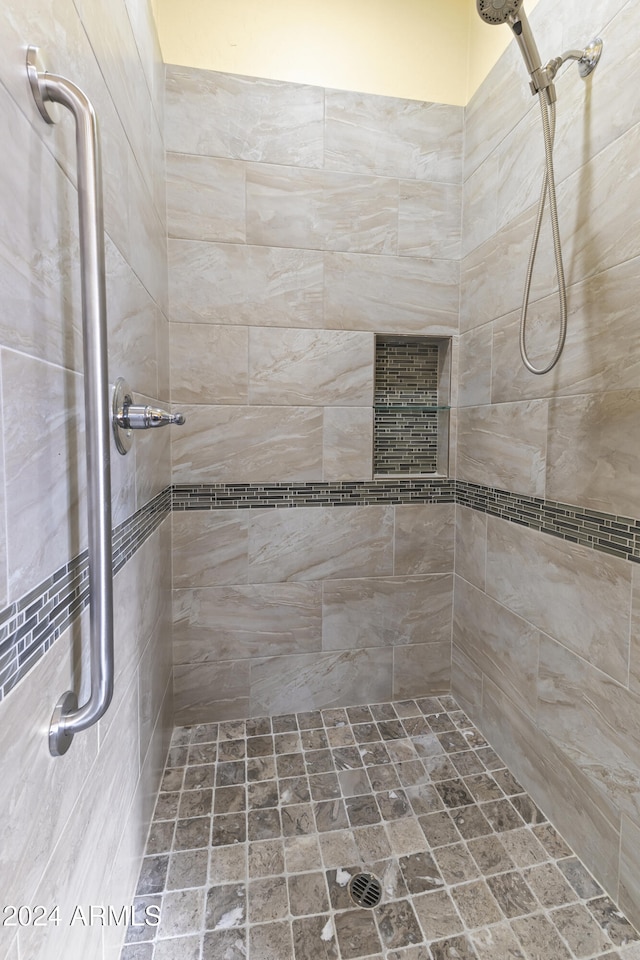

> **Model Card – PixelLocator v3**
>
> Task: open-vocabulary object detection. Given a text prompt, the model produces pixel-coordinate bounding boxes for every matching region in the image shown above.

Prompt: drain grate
[348,872,382,908]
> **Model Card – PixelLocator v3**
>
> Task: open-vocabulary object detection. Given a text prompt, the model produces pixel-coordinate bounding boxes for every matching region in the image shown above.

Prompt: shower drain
[348,872,382,908]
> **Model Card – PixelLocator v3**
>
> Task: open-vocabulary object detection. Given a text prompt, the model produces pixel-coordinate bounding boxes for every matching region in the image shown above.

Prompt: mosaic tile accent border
[2,476,639,706]
[0,487,171,704]
[456,481,640,564]
[172,481,640,563]
[171,479,457,510]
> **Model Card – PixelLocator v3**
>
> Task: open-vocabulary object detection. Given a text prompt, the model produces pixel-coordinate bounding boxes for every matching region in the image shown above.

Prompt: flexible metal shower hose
[519,89,568,374]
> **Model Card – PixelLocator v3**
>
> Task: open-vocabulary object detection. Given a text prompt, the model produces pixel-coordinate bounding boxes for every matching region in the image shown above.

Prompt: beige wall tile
[451,640,483,717]
[461,153,499,258]
[398,179,461,260]
[0,628,98,935]
[459,202,556,335]
[546,390,640,518]
[322,575,452,650]
[2,349,86,602]
[247,505,394,582]
[480,677,621,899]
[246,165,398,255]
[393,642,451,698]
[174,660,251,724]
[619,814,640,931]
[170,323,248,404]
[165,65,324,166]
[630,564,640,695]
[325,90,463,182]
[249,328,373,406]
[172,404,323,483]
[174,582,322,661]
[172,510,249,588]
[394,503,455,575]
[250,648,393,716]
[166,152,246,242]
[107,237,159,401]
[458,325,492,407]
[486,516,631,684]
[324,251,459,334]
[454,506,486,591]
[322,407,373,481]
[454,577,540,719]
[169,240,324,327]
[538,635,640,823]
[456,401,548,497]
[492,257,640,404]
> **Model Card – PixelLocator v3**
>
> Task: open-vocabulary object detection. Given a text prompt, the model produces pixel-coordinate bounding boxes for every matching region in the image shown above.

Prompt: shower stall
[0,0,639,957]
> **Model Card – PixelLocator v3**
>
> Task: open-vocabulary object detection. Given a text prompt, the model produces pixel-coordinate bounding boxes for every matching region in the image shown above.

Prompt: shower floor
[121,696,640,960]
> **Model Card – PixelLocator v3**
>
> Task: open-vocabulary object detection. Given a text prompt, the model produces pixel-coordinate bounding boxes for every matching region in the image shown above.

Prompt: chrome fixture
[112,378,186,456]
[27,46,114,756]
[475,2,603,374]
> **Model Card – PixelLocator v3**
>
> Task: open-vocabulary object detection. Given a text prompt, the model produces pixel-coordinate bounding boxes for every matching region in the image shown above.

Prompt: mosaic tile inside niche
[374,337,440,476]
[121,696,640,960]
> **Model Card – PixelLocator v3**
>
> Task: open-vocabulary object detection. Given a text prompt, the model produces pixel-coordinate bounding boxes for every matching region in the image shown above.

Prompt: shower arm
[539,39,604,93]
[27,47,114,757]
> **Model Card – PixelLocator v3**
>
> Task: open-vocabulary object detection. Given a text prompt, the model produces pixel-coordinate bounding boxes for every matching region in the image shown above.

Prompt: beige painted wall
[154,0,540,105]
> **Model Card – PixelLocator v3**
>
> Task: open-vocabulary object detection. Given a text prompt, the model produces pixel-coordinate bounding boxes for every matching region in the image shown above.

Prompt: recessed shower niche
[374,335,451,476]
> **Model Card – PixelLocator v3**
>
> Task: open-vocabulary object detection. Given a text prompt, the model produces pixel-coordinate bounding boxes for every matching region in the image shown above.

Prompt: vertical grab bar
[27,47,114,757]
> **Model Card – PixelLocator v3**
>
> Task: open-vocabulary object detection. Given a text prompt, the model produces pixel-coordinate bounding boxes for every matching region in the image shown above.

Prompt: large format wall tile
[165,65,324,166]
[246,165,399,255]
[248,328,374,406]
[398,180,462,260]
[173,582,322,662]
[172,404,323,482]
[456,401,548,496]
[322,575,452,650]
[458,326,492,407]
[491,255,640,404]
[394,503,455,575]
[169,240,324,327]
[2,349,86,602]
[486,516,631,683]
[393,642,451,698]
[546,390,640,518]
[324,251,459,334]
[453,577,540,719]
[538,635,640,823]
[249,648,393,716]
[247,505,394,583]
[172,511,250,588]
[325,90,463,182]
[480,677,621,897]
[170,323,248,404]
[322,407,373,481]
[619,814,640,931]
[166,152,246,242]
[454,506,486,591]
[174,660,251,724]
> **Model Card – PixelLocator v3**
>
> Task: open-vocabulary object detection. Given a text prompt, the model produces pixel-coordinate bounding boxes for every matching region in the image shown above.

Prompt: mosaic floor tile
[122,697,640,959]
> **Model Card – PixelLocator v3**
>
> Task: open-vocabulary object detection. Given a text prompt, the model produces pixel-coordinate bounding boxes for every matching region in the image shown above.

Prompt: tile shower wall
[0,2,171,959]
[454,0,640,931]
[165,66,463,721]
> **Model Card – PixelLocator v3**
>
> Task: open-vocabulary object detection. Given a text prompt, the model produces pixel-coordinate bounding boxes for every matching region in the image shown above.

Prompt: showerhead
[476,0,552,97]
[476,0,524,26]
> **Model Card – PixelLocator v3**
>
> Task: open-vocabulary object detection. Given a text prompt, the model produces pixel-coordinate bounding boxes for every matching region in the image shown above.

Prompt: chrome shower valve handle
[113,377,186,454]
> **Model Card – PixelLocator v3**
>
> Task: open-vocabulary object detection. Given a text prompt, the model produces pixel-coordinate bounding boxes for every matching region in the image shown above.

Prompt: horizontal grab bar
[27,47,114,757]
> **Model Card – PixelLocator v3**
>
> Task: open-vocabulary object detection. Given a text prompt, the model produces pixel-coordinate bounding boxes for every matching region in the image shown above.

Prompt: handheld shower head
[476,0,553,97]
[476,0,524,25]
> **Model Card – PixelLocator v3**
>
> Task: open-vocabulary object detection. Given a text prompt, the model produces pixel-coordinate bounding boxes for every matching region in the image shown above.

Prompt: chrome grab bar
[27,47,114,757]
